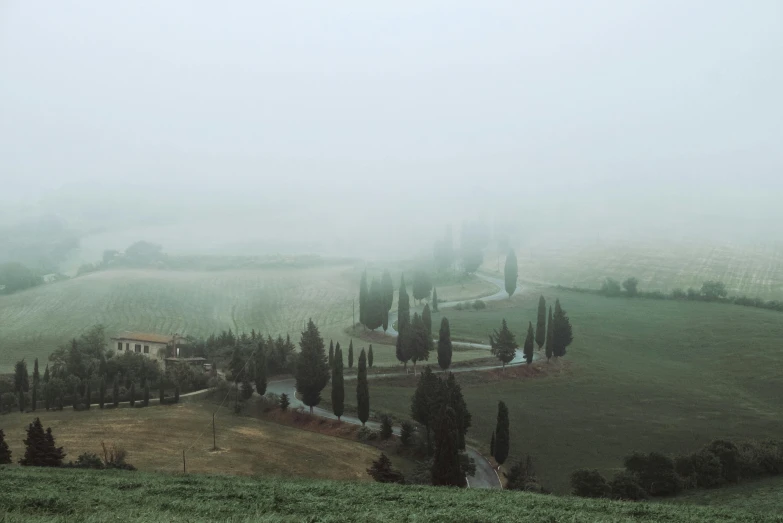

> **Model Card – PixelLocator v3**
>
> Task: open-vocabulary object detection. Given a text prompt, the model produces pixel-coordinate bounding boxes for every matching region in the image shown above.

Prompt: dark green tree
[331,346,345,421]
[623,277,639,297]
[504,248,518,297]
[143,380,149,407]
[174,385,180,403]
[328,340,334,369]
[535,295,546,349]
[85,381,91,409]
[437,317,453,370]
[19,418,65,467]
[279,393,290,411]
[422,303,432,335]
[412,270,433,303]
[14,359,29,393]
[443,372,472,450]
[410,313,431,375]
[431,406,465,487]
[356,349,370,426]
[379,414,393,440]
[462,247,483,274]
[229,345,244,383]
[33,358,40,386]
[367,453,405,484]
[129,381,136,407]
[431,287,439,312]
[348,339,354,369]
[489,319,517,369]
[359,270,369,327]
[396,274,412,370]
[31,383,37,412]
[552,299,573,358]
[0,429,11,464]
[381,269,394,313]
[523,321,535,364]
[366,278,386,331]
[494,401,510,467]
[18,388,25,413]
[98,353,107,377]
[43,364,50,383]
[113,375,120,407]
[295,319,330,414]
[545,306,554,362]
[254,350,267,397]
[99,377,105,409]
[241,371,253,400]
[411,366,439,452]
[368,344,374,368]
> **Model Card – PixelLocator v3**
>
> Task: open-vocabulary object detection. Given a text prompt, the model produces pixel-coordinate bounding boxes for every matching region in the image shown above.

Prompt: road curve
[268,273,531,489]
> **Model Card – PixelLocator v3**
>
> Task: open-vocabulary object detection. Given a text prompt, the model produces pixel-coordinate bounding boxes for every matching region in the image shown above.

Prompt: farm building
[110,332,184,360]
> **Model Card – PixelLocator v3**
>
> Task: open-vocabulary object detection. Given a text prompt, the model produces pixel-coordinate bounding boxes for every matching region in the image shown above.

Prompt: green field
[1,467,780,522]
[331,288,783,494]
[0,266,495,373]
[501,241,783,300]
[665,475,783,515]
[0,401,407,481]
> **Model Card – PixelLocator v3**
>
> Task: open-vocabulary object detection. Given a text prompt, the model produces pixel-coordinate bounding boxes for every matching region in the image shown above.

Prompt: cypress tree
[254,351,267,397]
[129,382,136,407]
[368,345,374,368]
[366,278,385,331]
[14,359,29,393]
[359,270,369,328]
[422,303,432,335]
[432,287,439,312]
[328,340,334,369]
[444,372,471,450]
[523,321,535,364]
[348,339,354,369]
[31,383,37,412]
[396,274,412,370]
[33,358,40,386]
[356,349,369,426]
[99,377,105,409]
[331,346,345,421]
[489,319,518,369]
[437,317,453,370]
[552,299,574,358]
[18,388,25,413]
[504,248,518,297]
[0,429,11,464]
[43,364,50,383]
[410,313,431,375]
[44,382,50,411]
[294,319,329,414]
[411,366,438,453]
[494,401,510,467]
[57,389,64,411]
[143,380,150,407]
[113,375,120,407]
[535,295,547,349]
[20,418,65,467]
[381,269,394,313]
[431,406,465,487]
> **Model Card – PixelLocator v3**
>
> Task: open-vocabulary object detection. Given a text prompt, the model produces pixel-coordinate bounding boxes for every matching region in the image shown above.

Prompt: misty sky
[1,1,782,253]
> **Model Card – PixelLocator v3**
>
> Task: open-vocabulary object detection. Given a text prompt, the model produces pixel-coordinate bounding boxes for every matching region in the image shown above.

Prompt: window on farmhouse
[117,342,122,351]
[144,345,149,353]
[126,343,129,350]
[135,344,141,353]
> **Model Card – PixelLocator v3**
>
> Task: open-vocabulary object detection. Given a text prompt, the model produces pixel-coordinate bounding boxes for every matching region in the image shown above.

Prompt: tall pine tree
[295,319,329,414]
[494,401,510,467]
[489,319,518,369]
[410,313,431,375]
[396,274,412,370]
[33,358,40,386]
[368,345,374,368]
[437,317,453,370]
[431,406,465,487]
[328,340,334,369]
[535,295,547,349]
[422,303,432,335]
[356,349,369,426]
[552,299,574,358]
[504,248,518,297]
[411,366,439,453]
[255,349,267,397]
[19,418,65,467]
[523,321,535,364]
[348,339,354,369]
[431,287,439,312]
[359,270,369,328]
[545,306,554,362]
[381,269,394,313]
[331,346,345,421]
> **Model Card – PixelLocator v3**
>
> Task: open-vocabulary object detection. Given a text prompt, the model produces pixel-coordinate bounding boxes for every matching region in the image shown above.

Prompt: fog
[2,1,782,264]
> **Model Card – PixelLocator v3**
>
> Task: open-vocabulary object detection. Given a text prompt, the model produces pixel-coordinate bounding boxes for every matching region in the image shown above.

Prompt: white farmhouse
[110,332,183,361]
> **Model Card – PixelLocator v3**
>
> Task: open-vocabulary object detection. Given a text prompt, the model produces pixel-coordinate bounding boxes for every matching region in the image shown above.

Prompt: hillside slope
[1,468,780,522]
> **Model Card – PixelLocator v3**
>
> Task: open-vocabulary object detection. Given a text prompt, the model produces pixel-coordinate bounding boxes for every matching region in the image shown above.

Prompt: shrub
[101,442,136,471]
[454,302,464,311]
[737,440,783,477]
[279,393,290,411]
[504,455,544,492]
[690,450,725,488]
[367,453,405,484]
[705,440,741,483]
[357,426,378,441]
[601,278,622,297]
[671,288,686,299]
[399,421,415,447]
[472,300,486,310]
[623,452,681,496]
[570,469,611,498]
[609,472,648,501]
[70,452,104,469]
[379,415,393,440]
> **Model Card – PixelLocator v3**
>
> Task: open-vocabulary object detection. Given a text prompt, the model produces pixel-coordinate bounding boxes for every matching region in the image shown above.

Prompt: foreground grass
[1,467,780,522]
[0,402,401,481]
[665,476,783,514]
[334,289,783,494]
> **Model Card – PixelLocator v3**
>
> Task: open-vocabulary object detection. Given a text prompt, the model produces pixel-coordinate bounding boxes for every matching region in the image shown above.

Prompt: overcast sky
[1,1,781,253]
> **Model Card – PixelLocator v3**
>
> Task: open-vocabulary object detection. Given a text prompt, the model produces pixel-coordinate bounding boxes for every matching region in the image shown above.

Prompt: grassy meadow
[664,475,783,515]
[0,265,494,373]
[0,401,406,481]
[332,288,783,494]
[1,467,781,522]
[501,240,783,300]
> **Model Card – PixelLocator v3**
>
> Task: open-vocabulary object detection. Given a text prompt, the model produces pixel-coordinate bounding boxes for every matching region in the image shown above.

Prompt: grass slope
[0,402,399,481]
[665,475,783,514]
[334,289,783,494]
[1,467,780,522]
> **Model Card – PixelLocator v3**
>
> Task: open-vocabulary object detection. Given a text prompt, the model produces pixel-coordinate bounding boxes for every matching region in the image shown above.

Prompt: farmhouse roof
[112,332,176,344]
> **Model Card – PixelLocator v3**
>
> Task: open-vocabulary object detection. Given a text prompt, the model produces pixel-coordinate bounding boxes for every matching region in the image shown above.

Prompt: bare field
[496,241,783,299]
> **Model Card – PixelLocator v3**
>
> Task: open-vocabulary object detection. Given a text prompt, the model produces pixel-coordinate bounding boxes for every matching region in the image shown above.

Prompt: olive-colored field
[0,402,398,481]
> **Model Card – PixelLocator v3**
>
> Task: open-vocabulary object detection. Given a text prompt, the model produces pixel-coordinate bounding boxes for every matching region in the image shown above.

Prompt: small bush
[399,421,415,447]
[70,452,104,469]
[609,472,648,501]
[504,455,544,493]
[705,440,741,483]
[357,426,378,442]
[472,300,486,310]
[367,453,405,484]
[570,469,611,498]
[623,451,682,497]
[454,302,464,311]
[379,415,393,440]
[279,393,290,411]
[101,442,135,471]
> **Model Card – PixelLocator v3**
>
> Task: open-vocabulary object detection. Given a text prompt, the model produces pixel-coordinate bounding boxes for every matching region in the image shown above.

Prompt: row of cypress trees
[327,339,374,370]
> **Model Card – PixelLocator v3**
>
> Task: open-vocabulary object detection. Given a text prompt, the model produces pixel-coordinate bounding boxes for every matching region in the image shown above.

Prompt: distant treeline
[558,277,783,313]
[0,216,80,274]
[76,241,355,276]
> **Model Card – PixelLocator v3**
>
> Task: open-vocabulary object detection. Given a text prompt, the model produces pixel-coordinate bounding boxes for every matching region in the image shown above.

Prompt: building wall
[110,339,169,360]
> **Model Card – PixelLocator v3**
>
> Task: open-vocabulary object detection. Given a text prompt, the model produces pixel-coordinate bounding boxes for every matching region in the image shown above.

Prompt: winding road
[268,272,530,489]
